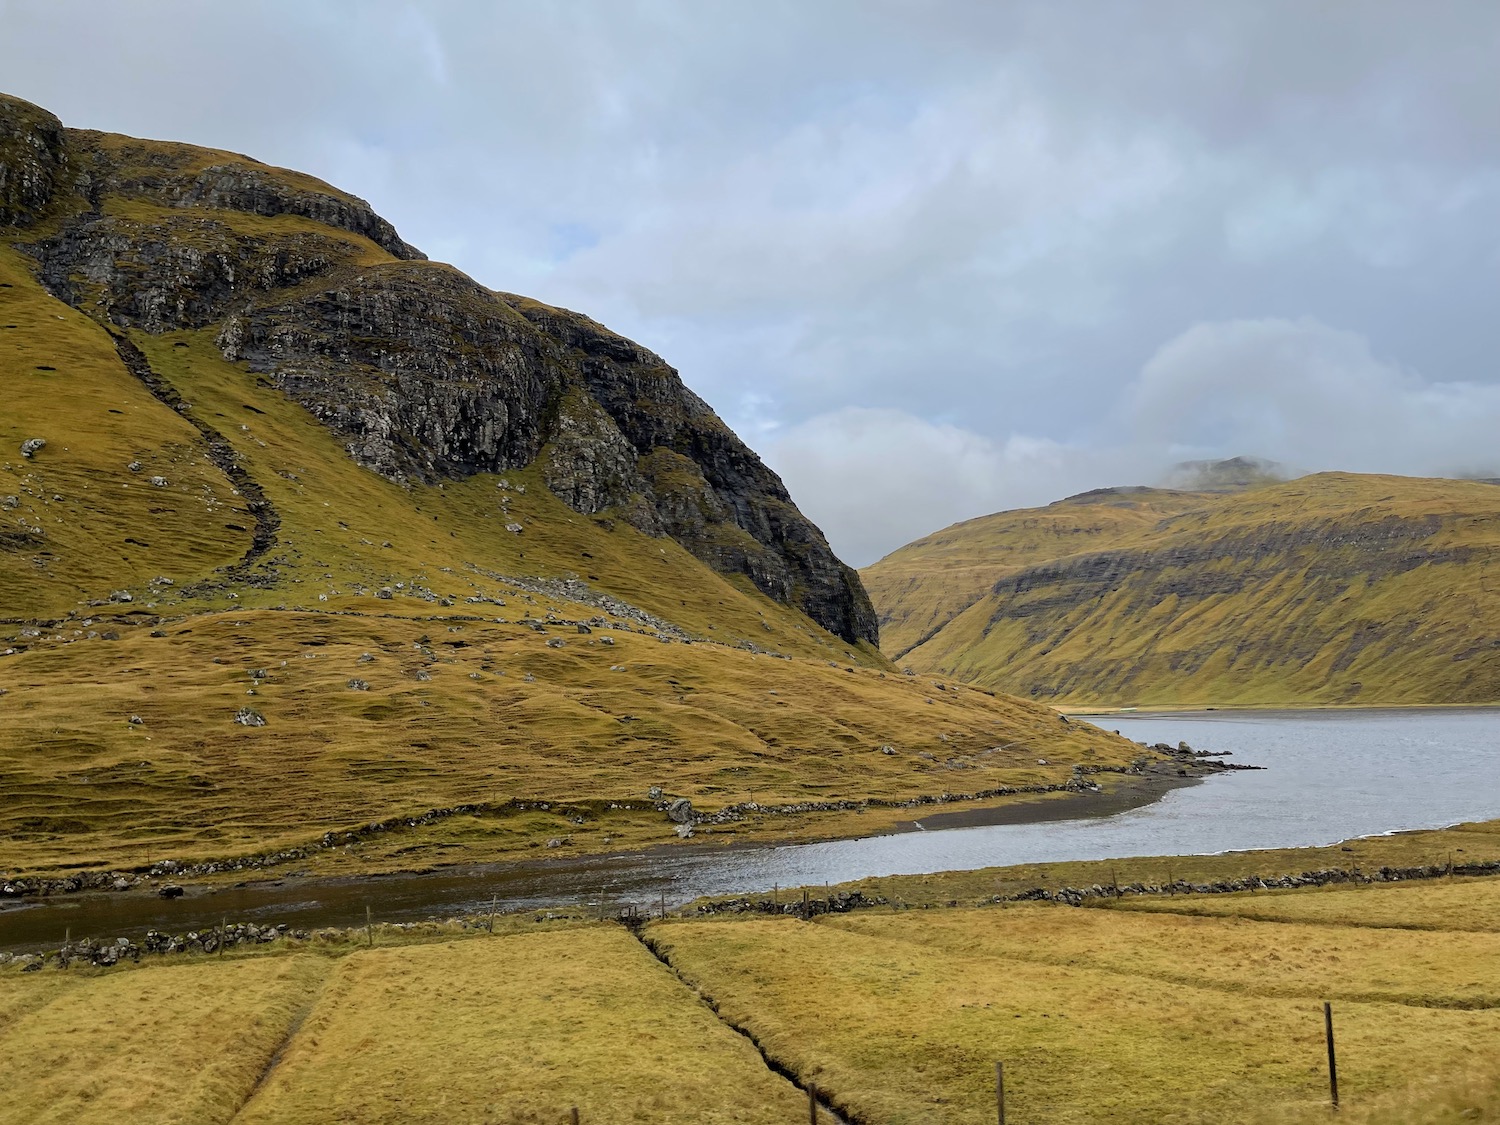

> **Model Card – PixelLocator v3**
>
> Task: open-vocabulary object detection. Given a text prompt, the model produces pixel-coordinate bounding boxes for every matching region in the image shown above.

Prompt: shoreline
[0,758,1222,913]
[1067,702,1500,717]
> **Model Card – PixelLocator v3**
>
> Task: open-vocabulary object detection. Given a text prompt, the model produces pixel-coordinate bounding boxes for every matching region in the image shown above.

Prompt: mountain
[1161,455,1289,491]
[0,93,1143,881]
[863,472,1500,707]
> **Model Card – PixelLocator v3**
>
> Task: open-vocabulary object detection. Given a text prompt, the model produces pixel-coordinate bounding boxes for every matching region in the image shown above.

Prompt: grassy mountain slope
[864,474,1500,707]
[0,94,1148,879]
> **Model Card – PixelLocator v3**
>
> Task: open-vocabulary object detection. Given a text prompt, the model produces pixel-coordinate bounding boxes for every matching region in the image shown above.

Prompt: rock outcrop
[0,91,876,645]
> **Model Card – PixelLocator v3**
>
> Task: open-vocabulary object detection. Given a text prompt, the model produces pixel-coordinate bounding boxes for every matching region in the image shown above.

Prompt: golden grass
[0,954,326,1125]
[232,926,806,1125]
[653,893,1500,1124]
[1,255,1149,878]
[1120,873,1500,932]
[864,474,1500,706]
[0,246,252,618]
[0,600,1136,877]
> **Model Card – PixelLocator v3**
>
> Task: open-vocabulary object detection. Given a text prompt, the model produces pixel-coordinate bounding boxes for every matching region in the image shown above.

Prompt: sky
[3,1,1498,565]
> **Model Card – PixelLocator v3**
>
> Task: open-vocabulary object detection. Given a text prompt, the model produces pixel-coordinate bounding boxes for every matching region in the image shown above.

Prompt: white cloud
[764,408,1156,567]
[1127,318,1500,476]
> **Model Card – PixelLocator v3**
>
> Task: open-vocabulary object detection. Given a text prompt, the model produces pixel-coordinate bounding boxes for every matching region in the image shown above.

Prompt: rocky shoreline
[0,744,1229,900]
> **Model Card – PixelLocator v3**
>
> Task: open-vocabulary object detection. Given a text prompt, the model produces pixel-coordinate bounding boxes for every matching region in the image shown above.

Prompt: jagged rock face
[1,92,878,645]
[0,95,65,226]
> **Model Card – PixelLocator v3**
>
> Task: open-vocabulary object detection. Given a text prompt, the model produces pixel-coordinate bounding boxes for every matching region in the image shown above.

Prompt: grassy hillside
[0,102,1149,881]
[864,474,1500,706]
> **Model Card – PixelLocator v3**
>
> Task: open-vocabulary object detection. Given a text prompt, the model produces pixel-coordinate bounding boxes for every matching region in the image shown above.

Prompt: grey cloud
[2,1,1497,564]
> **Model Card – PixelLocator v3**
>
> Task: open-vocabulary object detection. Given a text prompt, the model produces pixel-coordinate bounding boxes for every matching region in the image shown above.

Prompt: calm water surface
[3,708,1496,951]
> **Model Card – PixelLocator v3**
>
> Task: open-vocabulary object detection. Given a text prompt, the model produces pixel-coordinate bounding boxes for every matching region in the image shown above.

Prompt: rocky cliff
[0,92,874,645]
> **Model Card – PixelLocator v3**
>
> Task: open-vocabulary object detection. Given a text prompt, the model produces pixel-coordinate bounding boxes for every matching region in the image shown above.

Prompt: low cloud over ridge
[769,318,1500,566]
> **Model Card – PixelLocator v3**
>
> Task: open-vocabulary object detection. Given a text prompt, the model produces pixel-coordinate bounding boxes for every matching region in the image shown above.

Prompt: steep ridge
[1,92,873,645]
[864,474,1500,706]
[0,92,1148,880]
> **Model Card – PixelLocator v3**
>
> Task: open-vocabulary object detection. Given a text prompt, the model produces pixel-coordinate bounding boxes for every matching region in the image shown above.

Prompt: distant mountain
[863,473,1500,707]
[1161,455,1290,491]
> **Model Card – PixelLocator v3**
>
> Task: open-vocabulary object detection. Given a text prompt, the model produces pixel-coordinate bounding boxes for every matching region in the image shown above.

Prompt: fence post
[996,1060,1006,1125]
[1324,1001,1339,1110]
[808,1083,818,1123]
[570,1107,579,1125]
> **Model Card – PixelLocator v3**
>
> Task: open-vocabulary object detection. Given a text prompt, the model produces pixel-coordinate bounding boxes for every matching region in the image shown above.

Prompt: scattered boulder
[159,884,184,898]
[127,460,142,472]
[545,637,565,648]
[232,706,266,727]
[19,438,45,458]
[148,476,169,488]
[347,678,370,691]
[665,797,695,824]
[647,785,664,800]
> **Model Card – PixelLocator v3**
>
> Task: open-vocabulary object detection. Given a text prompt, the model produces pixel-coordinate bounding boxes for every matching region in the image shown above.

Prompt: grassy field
[863,474,1500,707]
[654,876,1500,1124]
[0,924,807,1125]
[0,954,324,1125]
[4,834,1500,1123]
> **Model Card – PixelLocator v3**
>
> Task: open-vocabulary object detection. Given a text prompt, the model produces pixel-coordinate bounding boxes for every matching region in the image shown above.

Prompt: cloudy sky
[4,1,1499,564]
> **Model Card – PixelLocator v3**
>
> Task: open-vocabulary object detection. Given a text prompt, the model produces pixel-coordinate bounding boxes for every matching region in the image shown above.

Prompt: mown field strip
[819,901,1500,1010]
[1116,873,1500,931]
[0,955,328,1125]
[230,926,808,1125]
[653,898,1500,1125]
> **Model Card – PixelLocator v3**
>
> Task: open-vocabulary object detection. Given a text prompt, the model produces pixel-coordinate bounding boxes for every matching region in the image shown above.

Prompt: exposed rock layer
[0,92,875,644]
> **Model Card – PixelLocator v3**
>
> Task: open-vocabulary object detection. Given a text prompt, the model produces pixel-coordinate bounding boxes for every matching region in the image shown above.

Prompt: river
[2,707,1496,952]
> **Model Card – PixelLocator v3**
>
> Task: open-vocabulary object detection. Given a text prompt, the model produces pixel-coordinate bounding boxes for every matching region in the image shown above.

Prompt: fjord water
[3,709,1497,951]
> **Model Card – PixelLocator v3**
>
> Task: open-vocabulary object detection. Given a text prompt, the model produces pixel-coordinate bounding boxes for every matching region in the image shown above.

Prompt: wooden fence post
[1324,1001,1339,1110]
[808,1083,818,1123]
[996,1060,1006,1125]
[570,1106,579,1125]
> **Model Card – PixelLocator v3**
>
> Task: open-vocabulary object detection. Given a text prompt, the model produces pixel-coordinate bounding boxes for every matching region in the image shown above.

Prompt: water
[3,708,1496,952]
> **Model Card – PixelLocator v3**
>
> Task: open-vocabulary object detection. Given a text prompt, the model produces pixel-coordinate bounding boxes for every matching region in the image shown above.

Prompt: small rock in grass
[347,678,369,691]
[233,706,266,727]
[148,476,169,488]
[19,438,45,458]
